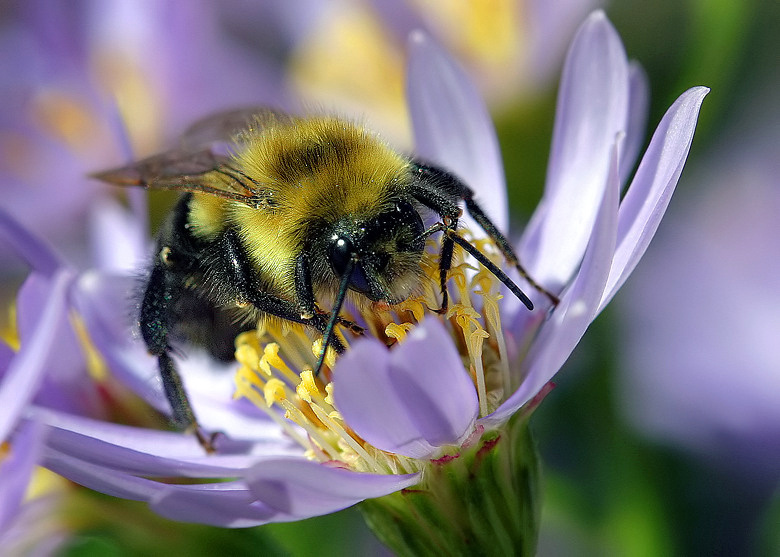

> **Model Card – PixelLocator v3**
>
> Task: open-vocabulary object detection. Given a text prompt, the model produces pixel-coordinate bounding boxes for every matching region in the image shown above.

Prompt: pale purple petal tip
[406,30,508,230]
[246,458,420,519]
[385,319,478,448]
[521,10,628,289]
[334,319,477,458]
[600,86,710,311]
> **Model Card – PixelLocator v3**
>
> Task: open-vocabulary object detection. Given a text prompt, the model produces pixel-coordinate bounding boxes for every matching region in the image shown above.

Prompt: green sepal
[360,414,541,556]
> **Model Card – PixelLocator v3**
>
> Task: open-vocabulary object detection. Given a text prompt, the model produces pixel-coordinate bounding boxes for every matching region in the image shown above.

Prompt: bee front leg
[296,254,363,335]
[218,231,346,370]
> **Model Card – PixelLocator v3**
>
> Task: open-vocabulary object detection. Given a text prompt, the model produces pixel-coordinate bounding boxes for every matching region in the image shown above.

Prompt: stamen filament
[278,398,342,461]
[306,403,383,473]
[234,374,311,448]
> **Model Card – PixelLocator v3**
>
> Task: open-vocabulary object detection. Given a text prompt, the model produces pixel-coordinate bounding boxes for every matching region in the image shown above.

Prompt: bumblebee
[94,108,556,450]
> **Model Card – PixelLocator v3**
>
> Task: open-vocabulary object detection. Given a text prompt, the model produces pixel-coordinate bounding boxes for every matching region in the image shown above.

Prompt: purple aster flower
[271,0,602,143]
[1,9,707,552]
[0,0,287,265]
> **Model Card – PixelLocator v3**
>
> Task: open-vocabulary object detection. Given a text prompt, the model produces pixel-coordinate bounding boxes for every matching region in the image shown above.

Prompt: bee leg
[437,233,455,314]
[461,190,559,306]
[293,252,354,375]
[335,315,364,336]
[412,161,558,307]
[140,264,215,452]
[296,256,364,335]
[218,232,346,373]
[158,352,216,453]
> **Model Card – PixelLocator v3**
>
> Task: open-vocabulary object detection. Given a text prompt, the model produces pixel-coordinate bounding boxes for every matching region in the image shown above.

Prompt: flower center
[234,237,513,471]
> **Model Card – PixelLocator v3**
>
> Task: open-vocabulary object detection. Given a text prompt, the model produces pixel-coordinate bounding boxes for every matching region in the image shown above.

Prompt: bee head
[326,200,425,304]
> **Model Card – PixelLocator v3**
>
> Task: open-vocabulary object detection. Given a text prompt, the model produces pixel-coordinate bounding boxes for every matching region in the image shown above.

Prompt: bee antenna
[314,258,356,376]
[446,231,534,311]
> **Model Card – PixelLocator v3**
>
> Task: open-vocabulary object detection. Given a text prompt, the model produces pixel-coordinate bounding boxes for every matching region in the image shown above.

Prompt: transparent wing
[180,107,292,151]
[92,107,291,203]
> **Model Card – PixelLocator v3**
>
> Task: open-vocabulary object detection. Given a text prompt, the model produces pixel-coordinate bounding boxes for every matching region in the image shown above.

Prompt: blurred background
[0,0,777,555]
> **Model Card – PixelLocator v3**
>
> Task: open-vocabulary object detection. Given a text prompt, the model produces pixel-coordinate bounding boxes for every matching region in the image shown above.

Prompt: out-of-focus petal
[406,30,508,230]
[599,86,709,311]
[334,319,477,459]
[71,271,169,412]
[0,343,11,370]
[520,10,628,289]
[0,209,64,277]
[525,0,603,88]
[486,141,620,427]
[0,420,46,535]
[16,272,102,417]
[88,198,149,273]
[620,61,650,184]
[246,458,420,519]
[0,270,72,441]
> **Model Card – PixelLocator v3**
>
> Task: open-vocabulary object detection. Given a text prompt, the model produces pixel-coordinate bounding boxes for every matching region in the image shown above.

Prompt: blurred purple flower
[266,0,602,143]
[0,420,70,555]
[0,10,707,528]
[616,106,780,484]
[0,0,287,263]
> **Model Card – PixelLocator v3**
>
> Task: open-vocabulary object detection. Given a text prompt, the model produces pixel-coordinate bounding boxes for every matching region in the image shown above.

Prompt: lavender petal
[30,408,299,475]
[520,10,628,289]
[599,86,710,311]
[246,458,420,518]
[406,30,508,231]
[0,420,46,534]
[0,270,72,441]
[334,319,478,458]
[487,140,620,426]
[0,209,64,277]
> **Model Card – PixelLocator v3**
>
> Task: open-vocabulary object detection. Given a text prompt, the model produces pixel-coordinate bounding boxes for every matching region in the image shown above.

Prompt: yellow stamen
[391,297,427,323]
[1,302,19,351]
[386,322,414,342]
[468,328,490,418]
[478,290,511,398]
[70,312,108,380]
[311,339,337,370]
[233,231,521,473]
[263,378,287,407]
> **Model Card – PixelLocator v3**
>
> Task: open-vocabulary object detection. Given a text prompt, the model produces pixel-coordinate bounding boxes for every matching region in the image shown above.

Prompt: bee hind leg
[157,352,217,453]
[140,262,215,452]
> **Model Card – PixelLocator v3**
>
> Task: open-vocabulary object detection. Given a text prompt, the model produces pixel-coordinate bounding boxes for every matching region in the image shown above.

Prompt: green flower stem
[360,415,541,556]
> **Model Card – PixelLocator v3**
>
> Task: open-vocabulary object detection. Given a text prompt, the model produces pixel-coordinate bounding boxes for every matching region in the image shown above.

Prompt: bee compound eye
[328,234,354,277]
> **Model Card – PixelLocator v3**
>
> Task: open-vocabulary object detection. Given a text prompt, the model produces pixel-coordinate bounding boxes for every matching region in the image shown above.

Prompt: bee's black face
[327,201,425,302]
